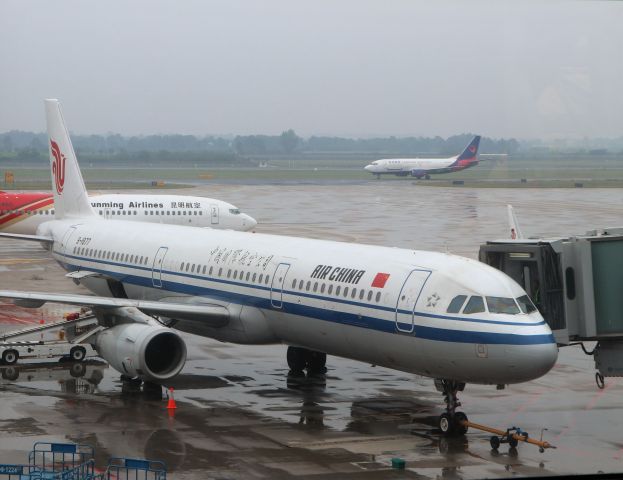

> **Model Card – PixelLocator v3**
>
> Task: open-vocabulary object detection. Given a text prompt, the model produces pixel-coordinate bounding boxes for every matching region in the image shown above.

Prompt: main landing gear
[287,346,327,374]
[435,379,468,436]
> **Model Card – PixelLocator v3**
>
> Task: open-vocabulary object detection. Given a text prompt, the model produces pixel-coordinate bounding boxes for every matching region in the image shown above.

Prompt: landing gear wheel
[508,436,519,448]
[439,413,454,435]
[69,346,87,362]
[287,347,308,373]
[490,436,500,450]
[307,351,327,373]
[453,412,468,435]
[2,349,18,365]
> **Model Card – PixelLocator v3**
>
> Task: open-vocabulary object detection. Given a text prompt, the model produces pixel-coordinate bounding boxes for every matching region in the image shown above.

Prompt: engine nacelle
[94,323,187,382]
[410,169,426,178]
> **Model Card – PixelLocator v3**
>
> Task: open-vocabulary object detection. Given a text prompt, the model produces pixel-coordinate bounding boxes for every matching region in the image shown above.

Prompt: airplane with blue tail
[365,136,481,179]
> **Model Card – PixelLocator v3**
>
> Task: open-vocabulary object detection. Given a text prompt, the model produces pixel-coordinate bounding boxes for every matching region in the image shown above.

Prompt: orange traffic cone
[166,387,177,410]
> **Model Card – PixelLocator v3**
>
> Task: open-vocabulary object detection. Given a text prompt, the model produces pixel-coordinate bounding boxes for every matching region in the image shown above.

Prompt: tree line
[1,129,620,164]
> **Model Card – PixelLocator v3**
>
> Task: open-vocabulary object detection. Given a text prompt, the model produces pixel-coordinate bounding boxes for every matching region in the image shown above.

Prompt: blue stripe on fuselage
[55,251,554,345]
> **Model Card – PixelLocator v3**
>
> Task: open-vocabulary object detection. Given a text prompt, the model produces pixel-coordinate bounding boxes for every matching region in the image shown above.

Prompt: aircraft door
[270,263,291,309]
[395,269,431,333]
[60,226,78,257]
[152,247,168,288]
[210,204,219,225]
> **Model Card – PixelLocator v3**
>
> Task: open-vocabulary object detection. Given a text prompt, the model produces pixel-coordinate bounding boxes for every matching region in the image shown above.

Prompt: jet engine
[410,169,426,178]
[94,323,187,382]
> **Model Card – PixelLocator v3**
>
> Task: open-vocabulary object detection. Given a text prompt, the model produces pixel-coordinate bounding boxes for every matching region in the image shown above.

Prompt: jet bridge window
[486,297,520,314]
[447,295,467,313]
[516,295,537,314]
[463,296,485,314]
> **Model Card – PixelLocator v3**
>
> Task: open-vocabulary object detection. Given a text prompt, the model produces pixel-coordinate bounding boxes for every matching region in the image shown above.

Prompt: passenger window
[328,285,333,295]
[259,274,263,283]
[336,286,340,296]
[367,290,372,301]
[265,275,270,284]
[191,264,196,273]
[246,272,250,281]
[313,282,318,292]
[320,283,325,293]
[306,281,311,291]
[292,279,297,288]
[375,291,381,302]
[447,295,467,314]
[463,296,485,314]
[252,273,257,282]
[343,287,349,297]
[227,269,231,278]
[351,288,357,299]
[130,255,134,263]
[233,270,238,279]
[219,267,223,276]
[209,266,213,275]
[186,263,190,272]
[299,280,303,289]
[202,265,206,274]
[359,290,364,300]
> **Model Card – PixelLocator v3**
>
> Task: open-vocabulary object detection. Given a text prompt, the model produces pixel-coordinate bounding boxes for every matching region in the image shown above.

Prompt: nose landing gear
[435,379,468,435]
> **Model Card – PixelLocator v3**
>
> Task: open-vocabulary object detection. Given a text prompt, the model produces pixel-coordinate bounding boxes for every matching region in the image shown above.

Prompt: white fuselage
[0,193,256,235]
[38,217,558,385]
[365,157,458,176]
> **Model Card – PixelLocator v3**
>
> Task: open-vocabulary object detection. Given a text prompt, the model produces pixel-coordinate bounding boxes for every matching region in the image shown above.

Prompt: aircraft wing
[0,290,230,326]
[0,232,53,243]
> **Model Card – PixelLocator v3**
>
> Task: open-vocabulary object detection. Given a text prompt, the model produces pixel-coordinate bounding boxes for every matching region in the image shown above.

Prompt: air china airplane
[0,101,557,436]
[0,191,256,235]
[364,136,481,179]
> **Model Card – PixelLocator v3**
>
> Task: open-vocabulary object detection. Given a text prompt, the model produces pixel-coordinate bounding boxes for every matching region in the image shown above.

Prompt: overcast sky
[1,1,622,139]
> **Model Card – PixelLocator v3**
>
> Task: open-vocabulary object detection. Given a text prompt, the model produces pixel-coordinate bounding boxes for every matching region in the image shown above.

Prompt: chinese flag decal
[371,272,390,288]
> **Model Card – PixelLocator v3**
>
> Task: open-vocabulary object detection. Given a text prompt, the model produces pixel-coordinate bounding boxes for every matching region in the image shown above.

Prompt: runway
[1,184,623,478]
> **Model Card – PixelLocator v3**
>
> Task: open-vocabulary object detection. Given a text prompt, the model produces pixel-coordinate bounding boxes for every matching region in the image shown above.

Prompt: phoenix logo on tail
[50,140,66,195]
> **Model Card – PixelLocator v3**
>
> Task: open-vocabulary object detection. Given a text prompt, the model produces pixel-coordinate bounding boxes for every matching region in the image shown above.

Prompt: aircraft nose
[243,214,257,231]
[504,337,558,383]
[364,165,373,171]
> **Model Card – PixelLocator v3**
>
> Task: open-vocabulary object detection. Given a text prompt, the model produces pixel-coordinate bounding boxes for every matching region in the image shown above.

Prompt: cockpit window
[446,295,467,313]
[486,296,520,315]
[463,296,485,314]
[229,208,240,215]
[516,295,537,314]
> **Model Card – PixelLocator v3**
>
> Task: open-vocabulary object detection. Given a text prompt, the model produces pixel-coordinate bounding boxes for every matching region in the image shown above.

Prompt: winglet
[44,99,95,219]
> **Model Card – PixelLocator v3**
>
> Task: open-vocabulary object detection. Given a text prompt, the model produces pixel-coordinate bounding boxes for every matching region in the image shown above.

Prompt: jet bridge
[479,227,623,384]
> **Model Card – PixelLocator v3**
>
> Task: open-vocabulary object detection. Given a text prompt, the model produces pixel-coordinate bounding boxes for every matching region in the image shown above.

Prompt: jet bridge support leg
[435,379,468,436]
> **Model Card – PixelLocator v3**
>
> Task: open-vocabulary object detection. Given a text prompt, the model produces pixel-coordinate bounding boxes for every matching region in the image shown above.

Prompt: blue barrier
[104,458,166,480]
[28,443,95,480]
[3,443,165,480]
[0,464,39,479]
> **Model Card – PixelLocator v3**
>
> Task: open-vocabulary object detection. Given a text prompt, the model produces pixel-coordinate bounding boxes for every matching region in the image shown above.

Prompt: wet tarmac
[2,184,623,479]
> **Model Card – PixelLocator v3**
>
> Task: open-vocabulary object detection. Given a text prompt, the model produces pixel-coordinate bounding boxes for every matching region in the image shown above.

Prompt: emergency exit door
[270,263,291,308]
[395,269,431,333]
[152,247,168,288]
